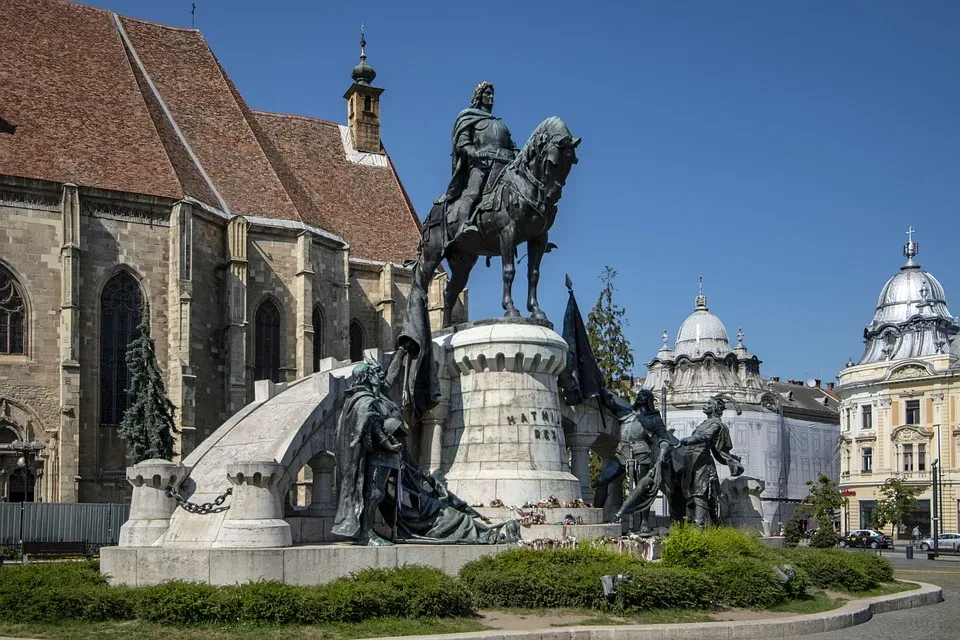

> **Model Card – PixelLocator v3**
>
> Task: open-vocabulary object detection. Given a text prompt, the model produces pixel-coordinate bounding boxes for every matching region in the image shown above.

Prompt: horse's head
[514,117,580,194]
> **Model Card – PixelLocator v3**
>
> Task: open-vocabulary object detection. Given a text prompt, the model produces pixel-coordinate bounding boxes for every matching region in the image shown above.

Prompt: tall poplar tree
[586,266,634,397]
[118,306,178,463]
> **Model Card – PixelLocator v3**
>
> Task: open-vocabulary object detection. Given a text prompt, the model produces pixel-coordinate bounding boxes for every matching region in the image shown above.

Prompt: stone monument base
[100,543,516,587]
[474,506,621,541]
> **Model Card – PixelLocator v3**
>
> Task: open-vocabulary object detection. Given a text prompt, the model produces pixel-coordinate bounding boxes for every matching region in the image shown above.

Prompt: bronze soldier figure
[678,394,745,527]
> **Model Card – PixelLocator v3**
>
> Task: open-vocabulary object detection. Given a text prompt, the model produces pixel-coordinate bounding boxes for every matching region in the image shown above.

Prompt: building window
[100,272,143,426]
[254,299,282,383]
[349,320,364,363]
[905,399,920,424]
[861,404,872,430]
[861,446,873,473]
[844,408,852,432]
[0,265,26,355]
[903,443,914,472]
[918,443,926,471]
[363,95,372,113]
[312,305,325,372]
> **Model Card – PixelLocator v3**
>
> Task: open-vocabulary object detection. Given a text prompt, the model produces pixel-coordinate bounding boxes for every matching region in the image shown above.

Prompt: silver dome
[674,293,731,358]
[858,235,959,365]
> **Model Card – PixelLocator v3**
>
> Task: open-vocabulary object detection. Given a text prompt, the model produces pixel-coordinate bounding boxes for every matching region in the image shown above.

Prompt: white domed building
[640,284,840,534]
[837,232,960,537]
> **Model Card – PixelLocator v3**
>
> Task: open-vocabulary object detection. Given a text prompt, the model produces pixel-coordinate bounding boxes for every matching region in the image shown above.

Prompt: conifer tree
[118,305,178,463]
[586,266,634,397]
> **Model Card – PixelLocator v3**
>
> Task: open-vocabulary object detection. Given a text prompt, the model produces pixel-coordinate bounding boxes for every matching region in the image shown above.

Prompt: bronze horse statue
[421,116,578,324]
[397,116,580,416]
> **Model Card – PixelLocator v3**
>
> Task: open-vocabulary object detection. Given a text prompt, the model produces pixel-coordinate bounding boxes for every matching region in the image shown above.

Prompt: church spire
[344,24,384,154]
[695,275,708,310]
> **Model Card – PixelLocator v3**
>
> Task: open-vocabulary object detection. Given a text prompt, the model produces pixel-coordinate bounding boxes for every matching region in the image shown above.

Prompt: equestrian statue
[397,82,581,417]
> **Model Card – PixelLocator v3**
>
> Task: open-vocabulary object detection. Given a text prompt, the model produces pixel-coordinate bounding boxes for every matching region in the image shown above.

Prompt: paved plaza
[783,548,959,640]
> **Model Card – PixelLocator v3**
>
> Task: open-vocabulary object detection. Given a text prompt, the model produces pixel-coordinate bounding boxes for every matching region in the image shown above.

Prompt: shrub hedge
[0,532,896,626]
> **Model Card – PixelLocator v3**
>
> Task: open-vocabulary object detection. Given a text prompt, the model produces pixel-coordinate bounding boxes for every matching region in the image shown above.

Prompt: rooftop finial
[902,226,919,269]
[351,23,377,85]
[737,327,744,347]
[662,329,669,346]
[695,275,707,310]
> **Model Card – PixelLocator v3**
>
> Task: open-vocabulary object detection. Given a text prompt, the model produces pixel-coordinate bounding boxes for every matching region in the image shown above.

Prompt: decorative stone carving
[888,364,928,380]
[213,461,291,549]
[719,475,768,537]
[119,459,190,547]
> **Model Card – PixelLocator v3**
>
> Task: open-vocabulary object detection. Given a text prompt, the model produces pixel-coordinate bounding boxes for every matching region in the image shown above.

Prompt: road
[783,548,959,640]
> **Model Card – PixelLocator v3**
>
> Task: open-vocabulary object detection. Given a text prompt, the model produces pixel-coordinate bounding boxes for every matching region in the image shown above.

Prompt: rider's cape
[437,108,499,204]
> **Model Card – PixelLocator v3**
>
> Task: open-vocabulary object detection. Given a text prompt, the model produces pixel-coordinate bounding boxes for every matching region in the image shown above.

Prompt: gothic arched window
[100,272,143,426]
[0,265,26,355]
[255,299,282,382]
[312,305,325,372]
[349,320,365,363]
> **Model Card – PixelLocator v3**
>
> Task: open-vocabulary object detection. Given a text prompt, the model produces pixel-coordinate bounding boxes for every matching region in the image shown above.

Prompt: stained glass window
[100,272,143,426]
[0,266,26,355]
[255,300,282,382]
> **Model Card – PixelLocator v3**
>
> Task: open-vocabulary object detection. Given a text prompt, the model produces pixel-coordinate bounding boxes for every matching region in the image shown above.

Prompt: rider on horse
[437,82,519,243]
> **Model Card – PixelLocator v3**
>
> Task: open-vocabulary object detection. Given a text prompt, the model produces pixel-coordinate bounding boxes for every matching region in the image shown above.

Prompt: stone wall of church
[0,193,62,502]
[191,214,229,435]
[1,182,447,504]
[77,204,172,502]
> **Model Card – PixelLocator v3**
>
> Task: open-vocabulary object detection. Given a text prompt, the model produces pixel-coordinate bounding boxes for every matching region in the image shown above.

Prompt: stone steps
[519,522,622,541]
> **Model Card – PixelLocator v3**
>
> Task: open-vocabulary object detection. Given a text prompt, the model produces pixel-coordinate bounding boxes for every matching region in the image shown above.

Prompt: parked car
[837,529,893,549]
[918,532,960,552]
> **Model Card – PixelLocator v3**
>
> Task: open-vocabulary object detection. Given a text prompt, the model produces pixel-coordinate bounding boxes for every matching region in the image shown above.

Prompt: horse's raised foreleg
[526,232,548,320]
[443,253,478,327]
[498,225,520,317]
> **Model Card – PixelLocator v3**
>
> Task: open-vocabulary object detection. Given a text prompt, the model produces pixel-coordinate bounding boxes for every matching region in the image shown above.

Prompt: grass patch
[0,617,488,640]
[766,594,846,615]
[849,580,920,597]
[577,609,714,626]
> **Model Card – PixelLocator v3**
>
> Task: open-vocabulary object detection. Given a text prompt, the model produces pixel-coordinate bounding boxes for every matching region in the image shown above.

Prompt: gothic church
[0,0,455,503]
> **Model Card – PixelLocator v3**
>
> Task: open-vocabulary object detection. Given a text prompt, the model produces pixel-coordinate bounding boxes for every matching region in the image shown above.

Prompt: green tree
[804,473,844,548]
[586,266,634,397]
[872,475,920,537]
[118,308,178,463]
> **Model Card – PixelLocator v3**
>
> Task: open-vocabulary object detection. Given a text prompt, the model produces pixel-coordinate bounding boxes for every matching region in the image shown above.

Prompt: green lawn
[0,618,489,640]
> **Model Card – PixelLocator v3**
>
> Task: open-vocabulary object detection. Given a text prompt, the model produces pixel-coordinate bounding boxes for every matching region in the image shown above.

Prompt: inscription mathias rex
[505,409,562,441]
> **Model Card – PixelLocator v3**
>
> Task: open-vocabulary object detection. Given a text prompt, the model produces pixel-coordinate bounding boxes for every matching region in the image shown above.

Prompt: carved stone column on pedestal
[442,319,582,505]
[567,434,595,504]
[214,461,291,548]
[119,459,190,547]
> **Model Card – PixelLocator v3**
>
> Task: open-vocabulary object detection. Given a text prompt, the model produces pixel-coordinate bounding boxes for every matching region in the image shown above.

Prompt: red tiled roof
[253,112,421,263]
[0,0,421,263]
[0,0,182,199]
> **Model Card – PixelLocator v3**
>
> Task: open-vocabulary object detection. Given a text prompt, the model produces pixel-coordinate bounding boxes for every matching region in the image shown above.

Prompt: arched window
[312,305,325,372]
[100,272,143,426]
[0,265,26,355]
[349,320,365,363]
[255,299,282,382]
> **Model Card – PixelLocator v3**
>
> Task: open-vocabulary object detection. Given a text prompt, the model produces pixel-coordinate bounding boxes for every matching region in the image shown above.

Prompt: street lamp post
[931,458,940,558]
[9,440,43,553]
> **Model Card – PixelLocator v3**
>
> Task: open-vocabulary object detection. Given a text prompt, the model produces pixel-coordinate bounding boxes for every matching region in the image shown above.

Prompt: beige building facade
[0,0,455,503]
[837,234,960,536]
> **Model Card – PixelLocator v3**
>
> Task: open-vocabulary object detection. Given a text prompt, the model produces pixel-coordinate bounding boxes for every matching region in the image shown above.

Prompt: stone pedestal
[120,459,190,547]
[441,320,582,506]
[214,461,292,549]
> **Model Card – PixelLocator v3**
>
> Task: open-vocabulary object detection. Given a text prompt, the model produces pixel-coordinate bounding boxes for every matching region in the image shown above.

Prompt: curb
[378,581,944,640]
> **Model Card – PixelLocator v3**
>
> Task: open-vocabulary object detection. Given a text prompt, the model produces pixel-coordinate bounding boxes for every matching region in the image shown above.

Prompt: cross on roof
[906,226,915,244]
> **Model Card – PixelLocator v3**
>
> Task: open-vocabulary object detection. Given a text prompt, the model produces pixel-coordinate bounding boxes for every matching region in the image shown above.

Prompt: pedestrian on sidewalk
[913,525,921,544]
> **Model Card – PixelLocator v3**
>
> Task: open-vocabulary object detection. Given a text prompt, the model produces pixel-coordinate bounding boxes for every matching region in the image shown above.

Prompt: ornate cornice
[0,187,59,211]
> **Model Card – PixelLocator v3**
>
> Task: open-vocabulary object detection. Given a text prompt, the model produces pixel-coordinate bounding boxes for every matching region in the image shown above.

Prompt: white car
[918,532,960,551]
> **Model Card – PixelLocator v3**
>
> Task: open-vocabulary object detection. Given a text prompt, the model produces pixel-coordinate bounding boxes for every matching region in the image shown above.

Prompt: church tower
[344,26,384,154]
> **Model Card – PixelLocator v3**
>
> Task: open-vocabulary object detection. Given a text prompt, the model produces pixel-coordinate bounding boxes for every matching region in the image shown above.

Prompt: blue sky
[86,0,960,383]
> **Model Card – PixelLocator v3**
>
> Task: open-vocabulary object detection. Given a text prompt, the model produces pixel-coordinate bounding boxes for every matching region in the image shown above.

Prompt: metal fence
[0,503,129,548]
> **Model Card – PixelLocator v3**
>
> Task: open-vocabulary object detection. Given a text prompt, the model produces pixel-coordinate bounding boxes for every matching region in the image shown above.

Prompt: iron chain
[165,485,233,514]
